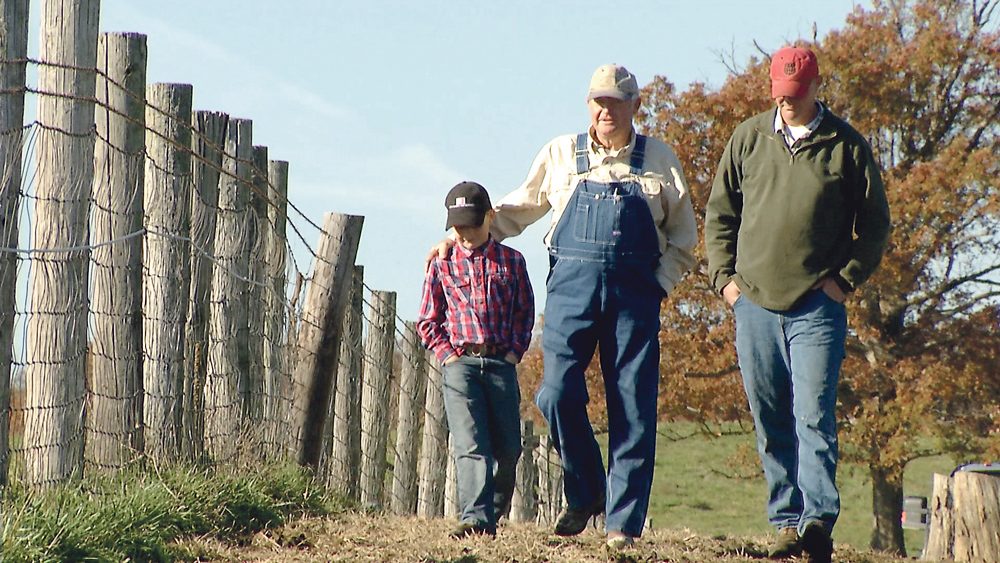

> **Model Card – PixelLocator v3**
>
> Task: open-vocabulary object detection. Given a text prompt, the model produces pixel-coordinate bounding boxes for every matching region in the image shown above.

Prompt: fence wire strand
[1,54,561,523]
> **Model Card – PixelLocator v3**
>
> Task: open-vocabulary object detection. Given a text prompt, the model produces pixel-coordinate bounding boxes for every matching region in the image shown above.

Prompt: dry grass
[173,512,919,563]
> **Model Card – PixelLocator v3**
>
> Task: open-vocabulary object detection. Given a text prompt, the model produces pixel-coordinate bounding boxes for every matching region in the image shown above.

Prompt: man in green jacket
[704,46,890,563]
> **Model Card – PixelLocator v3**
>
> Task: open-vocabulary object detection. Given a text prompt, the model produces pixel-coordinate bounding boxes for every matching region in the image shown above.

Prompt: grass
[0,423,960,561]
[0,461,342,563]
[642,422,958,557]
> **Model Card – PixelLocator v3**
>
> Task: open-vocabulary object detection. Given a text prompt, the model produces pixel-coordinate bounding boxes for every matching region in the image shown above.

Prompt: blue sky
[29,0,867,320]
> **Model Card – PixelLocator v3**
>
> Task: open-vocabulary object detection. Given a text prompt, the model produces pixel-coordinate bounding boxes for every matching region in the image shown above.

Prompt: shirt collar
[453,234,495,259]
[587,127,637,159]
[773,101,826,135]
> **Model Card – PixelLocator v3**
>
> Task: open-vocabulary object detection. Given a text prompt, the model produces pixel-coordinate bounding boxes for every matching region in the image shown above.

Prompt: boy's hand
[504,351,519,364]
[425,238,456,270]
[442,353,459,365]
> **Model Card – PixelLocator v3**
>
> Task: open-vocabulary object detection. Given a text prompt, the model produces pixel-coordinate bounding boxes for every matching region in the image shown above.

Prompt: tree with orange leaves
[637,0,1000,555]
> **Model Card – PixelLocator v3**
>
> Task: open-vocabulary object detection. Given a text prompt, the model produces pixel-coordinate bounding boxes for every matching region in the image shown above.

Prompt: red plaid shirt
[417,237,534,364]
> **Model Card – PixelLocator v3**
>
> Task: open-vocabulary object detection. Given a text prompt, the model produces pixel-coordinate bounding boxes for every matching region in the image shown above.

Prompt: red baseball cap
[770,46,819,99]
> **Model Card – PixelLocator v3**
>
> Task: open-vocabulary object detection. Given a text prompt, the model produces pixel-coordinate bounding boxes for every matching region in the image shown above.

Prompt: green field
[641,423,957,557]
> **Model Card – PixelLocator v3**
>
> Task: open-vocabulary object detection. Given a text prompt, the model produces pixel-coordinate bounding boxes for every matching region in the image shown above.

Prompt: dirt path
[177,512,917,563]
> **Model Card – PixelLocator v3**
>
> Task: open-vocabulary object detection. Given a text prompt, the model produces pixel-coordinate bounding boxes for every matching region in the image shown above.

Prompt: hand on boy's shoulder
[425,237,457,271]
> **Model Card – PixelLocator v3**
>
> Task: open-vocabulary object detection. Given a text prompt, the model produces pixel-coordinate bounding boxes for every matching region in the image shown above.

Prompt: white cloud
[107,4,349,122]
[392,144,463,187]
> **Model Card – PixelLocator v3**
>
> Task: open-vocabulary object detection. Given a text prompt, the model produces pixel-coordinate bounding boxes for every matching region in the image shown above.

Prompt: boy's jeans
[441,355,522,531]
[733,289,847,533]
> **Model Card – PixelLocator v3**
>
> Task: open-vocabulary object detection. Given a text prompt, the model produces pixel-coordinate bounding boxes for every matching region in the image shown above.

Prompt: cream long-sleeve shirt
[490,129,698,295]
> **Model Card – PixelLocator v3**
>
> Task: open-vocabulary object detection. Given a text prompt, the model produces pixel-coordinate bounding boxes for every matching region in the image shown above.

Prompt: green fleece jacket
[705,106,891,311]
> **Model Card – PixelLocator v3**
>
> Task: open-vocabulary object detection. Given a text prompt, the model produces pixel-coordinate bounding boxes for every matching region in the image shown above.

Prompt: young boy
[417,181,535,538]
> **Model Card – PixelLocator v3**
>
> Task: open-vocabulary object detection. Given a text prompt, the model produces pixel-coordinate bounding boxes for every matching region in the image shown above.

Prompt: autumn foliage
[518,0,1000,555]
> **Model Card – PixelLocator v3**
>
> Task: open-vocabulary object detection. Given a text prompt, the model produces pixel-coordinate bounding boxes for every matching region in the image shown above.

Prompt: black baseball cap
[445,181,492,230]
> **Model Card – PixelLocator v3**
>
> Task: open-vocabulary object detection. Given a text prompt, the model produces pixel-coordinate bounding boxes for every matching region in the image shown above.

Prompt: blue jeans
[733,290,847,533]
[536,258,662,537]
[441,355,522,531]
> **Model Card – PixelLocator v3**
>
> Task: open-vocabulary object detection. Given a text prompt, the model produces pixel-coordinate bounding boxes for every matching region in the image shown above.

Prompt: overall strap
[575,133,589,174]
[629,134,646,174]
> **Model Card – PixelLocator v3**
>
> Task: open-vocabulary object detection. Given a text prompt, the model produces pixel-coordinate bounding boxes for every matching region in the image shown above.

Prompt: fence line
[0,13,568,527]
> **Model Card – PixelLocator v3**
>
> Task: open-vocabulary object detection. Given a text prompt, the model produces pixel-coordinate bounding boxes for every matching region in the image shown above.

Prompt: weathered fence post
[390,321,427,515]
[263,159,289,456]
[360,290,396,508]
[535,433,564,526]
[924,470,1000,562]
[418,353,448,518]
[445,435,459,518]
[0,0,30,486]
[143,82,193,463]
[245,145,268,439]
[205,117,252,464]
[511,419,538,523]
[925,472,954,561]
[88,32,147,471]
[24,0,100,486]
[183,110,228,461]
[292,212,363,471]
[327,265,363,499]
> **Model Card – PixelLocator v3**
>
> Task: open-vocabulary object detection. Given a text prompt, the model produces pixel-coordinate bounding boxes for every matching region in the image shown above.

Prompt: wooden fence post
[263,159,289,457]
[511,419,539,523]
[535,433,564,526]
[205,117,252,464]
[88,32,147,471]
[245,145,268,434]
[925,473,954,560]
[0,0,30,486]
[0,0,28,487]
[327,265,363,499]
[360,290,396,508]
[24,0,100,486]
[183,110,228,461]
[292,212,363,471]
[390,321,427,515]
[143,82,193,463]
[924,471,1000,562]
[417,353,447,518]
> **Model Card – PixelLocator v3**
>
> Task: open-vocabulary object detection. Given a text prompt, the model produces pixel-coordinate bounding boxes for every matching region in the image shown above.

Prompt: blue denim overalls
[535,133,663,536]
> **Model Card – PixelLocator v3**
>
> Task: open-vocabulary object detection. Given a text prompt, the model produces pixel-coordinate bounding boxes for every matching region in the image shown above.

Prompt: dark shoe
[554,495,605,536]
[768,527,802,559]
[800,522,833,563]
[449,522,495,539]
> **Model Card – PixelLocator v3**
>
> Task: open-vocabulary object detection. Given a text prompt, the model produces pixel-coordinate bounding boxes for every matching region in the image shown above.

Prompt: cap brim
[445,209,485,230]
[771,80,810,99]
[587,89,633,101]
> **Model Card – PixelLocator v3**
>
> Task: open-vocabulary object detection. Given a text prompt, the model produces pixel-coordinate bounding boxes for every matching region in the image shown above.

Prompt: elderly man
[705,46,890,563]
[430,63,697,549]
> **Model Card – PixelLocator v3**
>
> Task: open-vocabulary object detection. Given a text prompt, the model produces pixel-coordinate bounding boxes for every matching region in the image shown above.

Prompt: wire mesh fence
[1,12,564,527]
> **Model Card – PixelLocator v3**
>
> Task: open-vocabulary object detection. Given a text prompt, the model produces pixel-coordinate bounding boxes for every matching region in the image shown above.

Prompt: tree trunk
[870,464,906,555]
